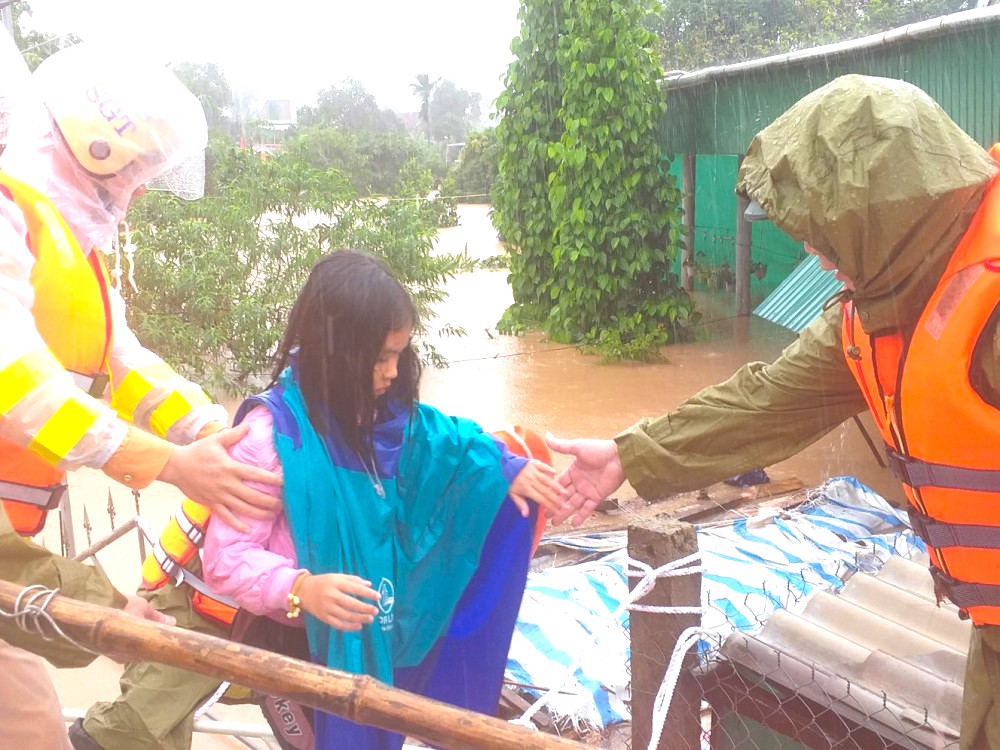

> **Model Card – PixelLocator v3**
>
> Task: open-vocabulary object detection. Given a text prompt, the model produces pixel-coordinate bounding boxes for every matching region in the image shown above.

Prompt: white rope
[109,221,138,292]
[507,716,539,731]
[109,228,123,290]
[0,585,97,655]
[122,221,138,292]
[647,625,710,750]
[628,604,702,614]
[516,551,703,728]
[195,680,232,719]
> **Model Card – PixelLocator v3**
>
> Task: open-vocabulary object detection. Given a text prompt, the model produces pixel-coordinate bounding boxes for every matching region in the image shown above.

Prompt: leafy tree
[10,1,78,70]
[287,126,444,196]
[440,128,498,203]
[296,79,403,133]
[123,138,464,392]
[650,0,972,71]
[409,73,440,139]
[428,80,482,144]
[286,126,370,189]
[493,0,691,355]
[170,62,235,135]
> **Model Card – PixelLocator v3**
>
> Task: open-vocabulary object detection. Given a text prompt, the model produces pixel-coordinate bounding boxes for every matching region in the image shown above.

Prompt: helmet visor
[147,151,206,201]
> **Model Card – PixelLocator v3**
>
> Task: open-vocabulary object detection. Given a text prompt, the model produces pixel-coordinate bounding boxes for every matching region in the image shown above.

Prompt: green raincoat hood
[737,74,999,334]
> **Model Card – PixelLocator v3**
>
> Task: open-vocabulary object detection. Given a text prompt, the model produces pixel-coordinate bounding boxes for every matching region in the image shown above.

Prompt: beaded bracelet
[287,573,309,619]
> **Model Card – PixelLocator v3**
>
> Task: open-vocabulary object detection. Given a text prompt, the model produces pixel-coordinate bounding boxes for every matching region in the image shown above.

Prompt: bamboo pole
[0,581,587,750]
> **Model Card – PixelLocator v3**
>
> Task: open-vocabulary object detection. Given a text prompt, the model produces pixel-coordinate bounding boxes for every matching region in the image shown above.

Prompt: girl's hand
[297,574,380,631]
[544,434,626,527]
[508,459,564,518]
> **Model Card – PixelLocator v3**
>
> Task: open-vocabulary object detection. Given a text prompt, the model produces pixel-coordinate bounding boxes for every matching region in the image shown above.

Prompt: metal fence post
[681,153,696,292]
[735,155,752,319]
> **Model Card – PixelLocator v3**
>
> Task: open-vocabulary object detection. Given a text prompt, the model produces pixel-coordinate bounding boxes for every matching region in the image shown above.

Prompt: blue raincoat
[237,369,535,749]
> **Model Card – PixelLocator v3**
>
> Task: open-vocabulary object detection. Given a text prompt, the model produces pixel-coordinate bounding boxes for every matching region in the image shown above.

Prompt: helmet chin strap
[110,220,138,293]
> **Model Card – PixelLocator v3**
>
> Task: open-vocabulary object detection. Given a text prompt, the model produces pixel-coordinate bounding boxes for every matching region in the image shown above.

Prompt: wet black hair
[270,250,420,466]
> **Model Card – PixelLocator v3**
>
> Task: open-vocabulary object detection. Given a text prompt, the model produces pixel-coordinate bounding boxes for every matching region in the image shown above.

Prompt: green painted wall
[667,155,803,293]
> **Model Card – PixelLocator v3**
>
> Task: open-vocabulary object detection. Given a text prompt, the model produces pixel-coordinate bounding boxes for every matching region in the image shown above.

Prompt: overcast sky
[23,0,523,114]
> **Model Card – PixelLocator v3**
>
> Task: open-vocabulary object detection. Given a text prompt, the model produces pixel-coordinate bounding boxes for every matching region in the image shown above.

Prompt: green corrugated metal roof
[660,8,1000,154]
[754,255,843,332]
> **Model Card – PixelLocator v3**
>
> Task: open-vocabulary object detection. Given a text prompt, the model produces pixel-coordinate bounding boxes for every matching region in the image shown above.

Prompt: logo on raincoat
[377,577,395,632]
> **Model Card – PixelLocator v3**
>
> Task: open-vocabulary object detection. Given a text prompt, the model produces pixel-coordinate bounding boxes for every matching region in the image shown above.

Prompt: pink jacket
[201,406,307,621]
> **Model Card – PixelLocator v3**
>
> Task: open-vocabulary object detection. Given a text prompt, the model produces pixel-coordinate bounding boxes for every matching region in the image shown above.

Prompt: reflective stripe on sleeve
[28,397,104,465]
[0,350,61,414]
[149,389,211,438]
[112,363,175,422]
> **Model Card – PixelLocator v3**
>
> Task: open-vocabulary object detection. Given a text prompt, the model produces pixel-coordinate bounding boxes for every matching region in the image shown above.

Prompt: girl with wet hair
[201,249,563,750]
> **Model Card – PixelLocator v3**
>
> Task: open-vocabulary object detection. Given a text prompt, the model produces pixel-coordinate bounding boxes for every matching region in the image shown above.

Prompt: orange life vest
[0,171,112,536]
[842,145,1000,626]
[141,424,553,627]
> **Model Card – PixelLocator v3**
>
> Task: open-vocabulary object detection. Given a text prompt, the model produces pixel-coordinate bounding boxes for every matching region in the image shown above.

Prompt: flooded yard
[423,204,903,507]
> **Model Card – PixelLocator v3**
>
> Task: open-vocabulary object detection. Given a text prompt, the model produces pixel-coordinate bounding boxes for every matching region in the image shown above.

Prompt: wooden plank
[551,473,806,537]
[0,581,588,750]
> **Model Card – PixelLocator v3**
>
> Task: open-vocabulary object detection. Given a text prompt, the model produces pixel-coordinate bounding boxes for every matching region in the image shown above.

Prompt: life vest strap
[0,477,67,509]
[908,508,1000,550]
[886,447,1000,492]
[176,509,204,546]
[176,566,240,610]
[69,371,109,399]
[931,566,1000,613]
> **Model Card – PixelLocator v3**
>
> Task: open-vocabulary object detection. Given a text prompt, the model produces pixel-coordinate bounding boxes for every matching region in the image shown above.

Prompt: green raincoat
[615,75,1000,748]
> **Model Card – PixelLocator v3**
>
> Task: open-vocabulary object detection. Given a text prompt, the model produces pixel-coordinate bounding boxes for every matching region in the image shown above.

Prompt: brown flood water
[422,204,904,506]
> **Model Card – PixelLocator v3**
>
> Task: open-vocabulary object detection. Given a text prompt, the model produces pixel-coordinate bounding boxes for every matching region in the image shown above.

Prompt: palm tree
[409,73,440,140]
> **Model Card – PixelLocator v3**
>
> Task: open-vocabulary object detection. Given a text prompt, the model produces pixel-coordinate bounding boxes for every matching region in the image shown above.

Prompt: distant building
[261,99,295,130]
[445,141,465,165]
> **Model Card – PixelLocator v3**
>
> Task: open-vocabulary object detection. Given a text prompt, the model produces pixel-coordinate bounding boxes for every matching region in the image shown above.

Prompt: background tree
[409,73,440,140]
[296,79,403,133]
[9,1,78,70]
[494,0,692,358]
[170,62,235,135]
[288,126,444,195]
[123,138,466,393]
[428,80,482,144]
[440,128,498,203]
[650,0,972,72]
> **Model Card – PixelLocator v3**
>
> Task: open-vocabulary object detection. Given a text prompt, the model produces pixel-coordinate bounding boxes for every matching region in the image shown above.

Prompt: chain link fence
[502,480,957,750]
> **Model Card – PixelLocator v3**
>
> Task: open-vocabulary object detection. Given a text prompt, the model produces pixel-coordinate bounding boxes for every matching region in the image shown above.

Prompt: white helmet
[35,43,208,200]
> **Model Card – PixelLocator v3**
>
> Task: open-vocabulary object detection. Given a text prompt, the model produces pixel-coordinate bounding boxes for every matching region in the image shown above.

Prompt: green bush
[492,0,694,359]
[287,127,444,196]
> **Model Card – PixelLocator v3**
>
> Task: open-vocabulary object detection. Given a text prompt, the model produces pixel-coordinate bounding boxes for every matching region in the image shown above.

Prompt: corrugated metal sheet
[660,10,1000,154]
[753,254,843,332]
[716,555,971,748]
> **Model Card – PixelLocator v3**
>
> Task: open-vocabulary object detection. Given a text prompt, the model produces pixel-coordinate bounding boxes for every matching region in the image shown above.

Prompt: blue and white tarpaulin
[506,477,925,730]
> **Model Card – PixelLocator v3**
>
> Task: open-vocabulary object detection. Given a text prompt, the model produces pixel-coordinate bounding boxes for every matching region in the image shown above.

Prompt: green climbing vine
[492,0,694,357]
